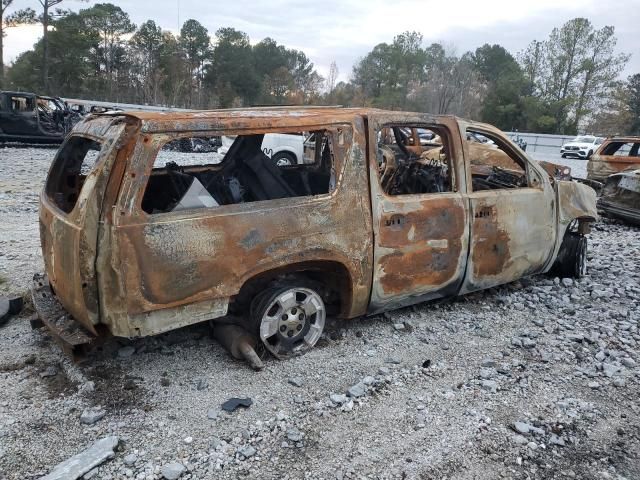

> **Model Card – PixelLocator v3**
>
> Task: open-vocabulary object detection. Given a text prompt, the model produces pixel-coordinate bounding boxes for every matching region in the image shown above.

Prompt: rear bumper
[31,273,101,359]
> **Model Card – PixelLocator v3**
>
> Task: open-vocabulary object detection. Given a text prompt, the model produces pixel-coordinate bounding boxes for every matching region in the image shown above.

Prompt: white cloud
[5,25,41,63]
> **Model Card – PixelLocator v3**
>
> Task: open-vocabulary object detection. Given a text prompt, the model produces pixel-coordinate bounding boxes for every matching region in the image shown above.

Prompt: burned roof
[601,136,640,143]
[91,107,460,133]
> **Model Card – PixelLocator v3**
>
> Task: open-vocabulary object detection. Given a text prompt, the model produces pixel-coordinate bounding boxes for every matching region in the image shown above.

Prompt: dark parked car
[0,91,72,144]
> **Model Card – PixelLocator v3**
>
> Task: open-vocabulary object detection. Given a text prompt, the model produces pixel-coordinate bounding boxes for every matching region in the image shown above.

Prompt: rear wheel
[272,151,296,166]
[250,285,326,358]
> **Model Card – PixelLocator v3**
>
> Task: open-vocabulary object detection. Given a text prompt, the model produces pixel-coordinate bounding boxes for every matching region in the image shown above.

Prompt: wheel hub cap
[259,288,325,358]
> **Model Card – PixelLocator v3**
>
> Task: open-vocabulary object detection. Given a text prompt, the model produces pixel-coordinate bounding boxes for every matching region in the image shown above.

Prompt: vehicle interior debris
[377,125,452,194]
[142,130,335,214]
[466,129,527,191]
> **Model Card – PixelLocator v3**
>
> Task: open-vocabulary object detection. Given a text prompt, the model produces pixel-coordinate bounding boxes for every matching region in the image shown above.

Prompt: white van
[219,133,314,165]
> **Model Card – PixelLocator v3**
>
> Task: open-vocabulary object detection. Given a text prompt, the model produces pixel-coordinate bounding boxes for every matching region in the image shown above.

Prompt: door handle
[384,214,405,227]
[474,206,494,219]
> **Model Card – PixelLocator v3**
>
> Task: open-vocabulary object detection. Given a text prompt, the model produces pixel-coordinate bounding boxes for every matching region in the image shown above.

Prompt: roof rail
[203,104,345,111]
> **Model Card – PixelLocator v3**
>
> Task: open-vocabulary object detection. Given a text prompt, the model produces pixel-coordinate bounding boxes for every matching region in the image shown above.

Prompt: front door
[458,123,557,293]
[3,94,38,136]
[367,114,469,312]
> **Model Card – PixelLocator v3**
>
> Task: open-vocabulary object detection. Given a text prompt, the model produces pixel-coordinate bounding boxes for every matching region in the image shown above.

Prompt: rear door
[40,117,132,332]
[458,122,556,293]
[367,113,469,312]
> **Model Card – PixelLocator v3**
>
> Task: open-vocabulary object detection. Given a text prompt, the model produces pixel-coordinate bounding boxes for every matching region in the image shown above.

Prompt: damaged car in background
[597,169,640,226]
[587,136,640,183]
[0,90,73,144]
[31,107,597,367]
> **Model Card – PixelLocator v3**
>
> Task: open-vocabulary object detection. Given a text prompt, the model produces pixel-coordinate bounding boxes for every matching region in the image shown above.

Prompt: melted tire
[552,233,587,279]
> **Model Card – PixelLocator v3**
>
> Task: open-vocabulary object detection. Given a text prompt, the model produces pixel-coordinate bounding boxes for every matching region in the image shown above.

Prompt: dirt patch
[40,365,76,399]
[84,364,153,412]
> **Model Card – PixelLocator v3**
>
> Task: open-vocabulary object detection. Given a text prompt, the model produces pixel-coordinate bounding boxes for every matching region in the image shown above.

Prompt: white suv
[219,133,314,165]
[560,136,604,159]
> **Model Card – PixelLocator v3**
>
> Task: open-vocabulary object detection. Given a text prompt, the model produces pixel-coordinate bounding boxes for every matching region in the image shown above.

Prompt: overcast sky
[5,0,640,82]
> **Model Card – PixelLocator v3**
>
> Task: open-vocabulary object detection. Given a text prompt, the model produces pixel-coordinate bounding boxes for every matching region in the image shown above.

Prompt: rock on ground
[40,436,118,480]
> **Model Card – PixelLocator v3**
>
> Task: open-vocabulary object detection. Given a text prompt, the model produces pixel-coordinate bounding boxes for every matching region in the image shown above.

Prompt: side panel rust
[457,120,557,293]
[366,113,470,311]
[100,116,374,337]
[460,189,556,292]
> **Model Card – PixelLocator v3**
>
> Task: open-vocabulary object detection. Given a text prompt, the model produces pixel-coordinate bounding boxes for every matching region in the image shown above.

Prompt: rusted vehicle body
[598,169,640,226]
[32,107,597,359]
[587,137,640,183]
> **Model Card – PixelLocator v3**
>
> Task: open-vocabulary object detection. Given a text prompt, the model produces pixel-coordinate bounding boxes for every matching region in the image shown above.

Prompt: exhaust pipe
[212,323,264,371]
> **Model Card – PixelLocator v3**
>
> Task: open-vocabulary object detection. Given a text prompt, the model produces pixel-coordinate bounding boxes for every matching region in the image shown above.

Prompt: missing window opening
[377,125,453,195]
[45,136,103,213]
[142,130,337,214]
[601,142,640,157]
[466,130,527,191]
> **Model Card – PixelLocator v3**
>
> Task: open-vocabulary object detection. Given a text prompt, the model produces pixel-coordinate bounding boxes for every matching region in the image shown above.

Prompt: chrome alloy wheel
[258,287,325,358]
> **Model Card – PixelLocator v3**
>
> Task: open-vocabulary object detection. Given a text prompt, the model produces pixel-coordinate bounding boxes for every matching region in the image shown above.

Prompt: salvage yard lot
[0,147,639,479]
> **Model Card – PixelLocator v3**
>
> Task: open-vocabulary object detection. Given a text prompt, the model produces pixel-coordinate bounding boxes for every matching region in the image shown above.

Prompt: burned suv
[0,91,72,144]
[33,108,597,361]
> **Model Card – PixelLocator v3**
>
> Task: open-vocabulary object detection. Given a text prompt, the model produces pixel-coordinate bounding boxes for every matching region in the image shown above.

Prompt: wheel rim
[577,239,587,277]
[259,288,325,357]
[275,157,292,166]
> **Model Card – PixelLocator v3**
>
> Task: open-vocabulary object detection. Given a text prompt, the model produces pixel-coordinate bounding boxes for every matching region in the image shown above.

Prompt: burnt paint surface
[587,137,640,182]
[39,117,134,334]
[457,119,558,293]
[101,114,374,336]
[37,108,600,342]
[598,170,640,225]
[367,113,470,311]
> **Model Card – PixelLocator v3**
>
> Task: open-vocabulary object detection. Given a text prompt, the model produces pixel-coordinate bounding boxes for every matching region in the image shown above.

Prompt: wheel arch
[233,260,354,318]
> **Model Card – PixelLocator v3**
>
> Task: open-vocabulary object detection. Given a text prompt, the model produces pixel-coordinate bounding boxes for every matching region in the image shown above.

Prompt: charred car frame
[0,91,74,144]
[32,107,598,361]
[587,136,640,183]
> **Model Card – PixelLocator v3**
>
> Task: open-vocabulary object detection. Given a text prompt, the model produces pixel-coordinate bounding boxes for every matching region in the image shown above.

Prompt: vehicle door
[367,113,469,312]
[39,116,133,333]
[458,122,556,293]
[3,94,38,136]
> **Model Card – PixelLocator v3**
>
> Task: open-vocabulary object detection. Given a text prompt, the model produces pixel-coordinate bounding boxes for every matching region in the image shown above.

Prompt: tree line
[2,3,638,135]
[348,19,636,135]
[4,2,324,108]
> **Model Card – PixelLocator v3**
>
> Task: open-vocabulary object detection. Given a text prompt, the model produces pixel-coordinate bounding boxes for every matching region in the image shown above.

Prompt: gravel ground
[0,147,639,480]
